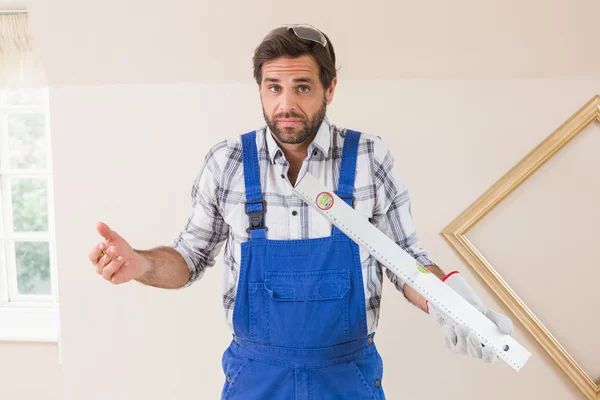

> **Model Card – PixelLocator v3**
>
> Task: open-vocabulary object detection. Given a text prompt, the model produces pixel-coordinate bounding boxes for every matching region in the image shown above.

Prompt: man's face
[260,55,337,145]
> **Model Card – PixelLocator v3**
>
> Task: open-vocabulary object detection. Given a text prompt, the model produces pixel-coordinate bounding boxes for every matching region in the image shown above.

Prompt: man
[89,25,513,399]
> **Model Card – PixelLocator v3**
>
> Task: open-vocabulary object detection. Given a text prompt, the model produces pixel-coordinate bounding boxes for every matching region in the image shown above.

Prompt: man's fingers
[454,325,469,354]
[111,264,131,285]
[465,330,497,363]
[89,242,107,265]
[101,253,126,281]
[94,245,116,272]
[466,331,483,359]
[96,221,113,242]
[443,324,458,351]
[481,344,498,363]
[95,251,111,275]
[484,309,514,335]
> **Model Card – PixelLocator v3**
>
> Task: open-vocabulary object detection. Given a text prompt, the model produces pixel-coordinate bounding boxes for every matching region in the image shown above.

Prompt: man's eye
[269,86,281,92]
[298,86,310,93]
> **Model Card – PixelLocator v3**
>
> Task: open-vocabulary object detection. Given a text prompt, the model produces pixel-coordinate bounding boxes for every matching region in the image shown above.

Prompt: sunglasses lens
[292,25,326,47]
[263,26,288,40]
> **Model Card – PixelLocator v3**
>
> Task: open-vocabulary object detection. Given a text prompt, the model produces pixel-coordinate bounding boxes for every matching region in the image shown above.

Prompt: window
[0,11,59,342]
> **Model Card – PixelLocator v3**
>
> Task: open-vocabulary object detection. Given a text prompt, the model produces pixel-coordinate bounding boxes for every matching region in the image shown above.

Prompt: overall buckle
[245,200,267,233]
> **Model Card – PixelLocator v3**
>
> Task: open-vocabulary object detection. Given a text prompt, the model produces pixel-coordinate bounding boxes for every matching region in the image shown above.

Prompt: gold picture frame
[441,95,600,400]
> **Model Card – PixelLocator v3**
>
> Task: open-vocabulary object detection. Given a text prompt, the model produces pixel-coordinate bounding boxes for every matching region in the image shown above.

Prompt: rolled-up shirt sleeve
[369,136,437,294]
[169,140,229,288]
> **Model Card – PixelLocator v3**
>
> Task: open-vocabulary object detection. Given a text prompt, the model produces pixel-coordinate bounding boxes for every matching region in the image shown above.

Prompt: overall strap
[241,131,267,240]
[333,129,361,236]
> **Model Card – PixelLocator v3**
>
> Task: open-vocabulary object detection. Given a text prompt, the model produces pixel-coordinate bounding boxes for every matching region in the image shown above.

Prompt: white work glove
[427,271,513,363]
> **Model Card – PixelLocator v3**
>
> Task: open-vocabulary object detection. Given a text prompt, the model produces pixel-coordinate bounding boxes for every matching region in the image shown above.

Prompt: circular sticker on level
[417,265,431,274]
[316,192,334,210]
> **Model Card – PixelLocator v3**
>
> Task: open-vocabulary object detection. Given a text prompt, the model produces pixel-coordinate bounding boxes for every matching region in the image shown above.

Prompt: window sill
[0,307,60,343]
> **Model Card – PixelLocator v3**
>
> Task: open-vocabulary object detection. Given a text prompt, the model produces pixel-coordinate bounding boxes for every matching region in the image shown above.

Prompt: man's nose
[279,91,298,113]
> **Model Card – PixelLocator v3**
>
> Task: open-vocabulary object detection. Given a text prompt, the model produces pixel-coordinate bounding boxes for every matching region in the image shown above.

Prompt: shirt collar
[265,115,331,164]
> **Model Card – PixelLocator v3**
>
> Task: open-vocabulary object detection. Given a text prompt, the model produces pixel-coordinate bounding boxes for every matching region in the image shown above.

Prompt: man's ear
[326,77,338,105]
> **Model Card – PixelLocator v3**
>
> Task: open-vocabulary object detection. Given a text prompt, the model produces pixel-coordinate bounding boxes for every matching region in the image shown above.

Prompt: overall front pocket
[249,269,351,347]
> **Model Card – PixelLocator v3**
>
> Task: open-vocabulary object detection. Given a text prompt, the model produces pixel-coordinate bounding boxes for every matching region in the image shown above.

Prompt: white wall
[27,0,600,84]
[2,0,599,399]
[0,342,62,399]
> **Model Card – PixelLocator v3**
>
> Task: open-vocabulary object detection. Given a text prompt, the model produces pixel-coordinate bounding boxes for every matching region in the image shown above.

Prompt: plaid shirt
[170,116,437,334]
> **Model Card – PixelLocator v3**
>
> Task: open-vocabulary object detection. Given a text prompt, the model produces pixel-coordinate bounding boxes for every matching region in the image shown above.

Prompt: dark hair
[253,28,338,90]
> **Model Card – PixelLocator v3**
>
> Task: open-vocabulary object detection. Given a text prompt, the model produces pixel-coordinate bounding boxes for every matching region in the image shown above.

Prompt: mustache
[274,112,305,120]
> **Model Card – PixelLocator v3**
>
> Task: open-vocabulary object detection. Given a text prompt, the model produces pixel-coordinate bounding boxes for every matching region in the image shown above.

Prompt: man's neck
[272,132,316,186]
[281,143,309,164]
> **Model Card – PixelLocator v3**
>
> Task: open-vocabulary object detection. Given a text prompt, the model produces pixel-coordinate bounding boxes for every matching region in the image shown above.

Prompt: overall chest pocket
[249,270,351,348]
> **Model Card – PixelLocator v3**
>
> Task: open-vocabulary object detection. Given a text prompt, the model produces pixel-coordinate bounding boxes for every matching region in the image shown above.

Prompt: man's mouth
[277,119,302,127]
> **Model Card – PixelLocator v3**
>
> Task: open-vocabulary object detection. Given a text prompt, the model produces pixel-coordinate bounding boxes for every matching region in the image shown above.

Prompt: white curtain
[0,12,46,88]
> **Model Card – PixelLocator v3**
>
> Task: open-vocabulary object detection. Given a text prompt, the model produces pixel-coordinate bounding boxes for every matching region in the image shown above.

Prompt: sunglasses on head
[263,24,331,57]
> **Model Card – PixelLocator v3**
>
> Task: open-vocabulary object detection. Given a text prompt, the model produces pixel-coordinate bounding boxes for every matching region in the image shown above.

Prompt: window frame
[0,87,60,343]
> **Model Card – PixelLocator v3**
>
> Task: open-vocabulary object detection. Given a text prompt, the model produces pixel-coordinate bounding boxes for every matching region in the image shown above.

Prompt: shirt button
[313,150,317,156]
[375,380,381,388]
[233,335,238,343]
[368,337,373,344]
[227,376,232,383]
[280,174,285,179]
[292,210,298,216]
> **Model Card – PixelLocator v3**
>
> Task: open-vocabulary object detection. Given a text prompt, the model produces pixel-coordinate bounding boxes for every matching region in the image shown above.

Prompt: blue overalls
[220,129,386,400]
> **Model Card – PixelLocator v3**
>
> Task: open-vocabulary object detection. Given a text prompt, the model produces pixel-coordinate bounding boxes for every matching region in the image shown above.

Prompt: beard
[263,97,327,145]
